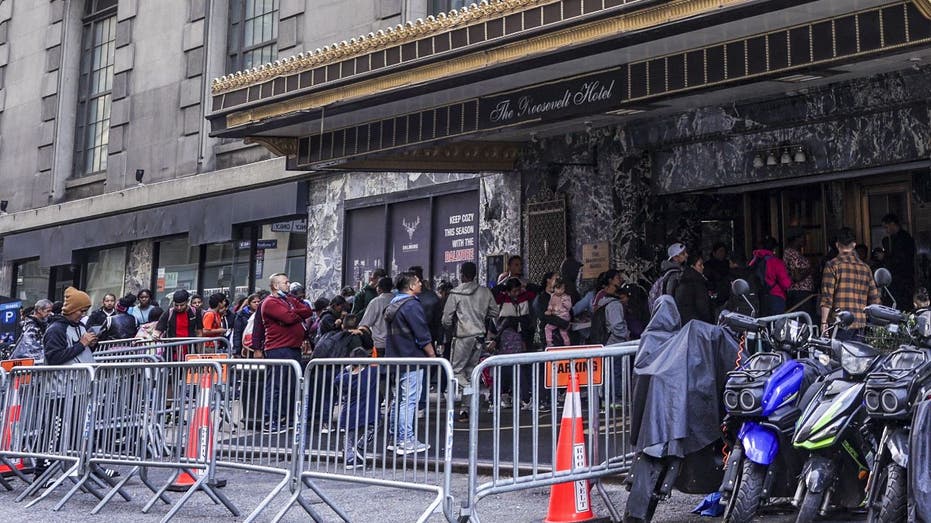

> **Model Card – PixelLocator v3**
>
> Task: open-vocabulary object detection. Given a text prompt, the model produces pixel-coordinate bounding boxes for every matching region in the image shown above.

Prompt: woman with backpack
[749,237,792,317]
[233,293,261,357]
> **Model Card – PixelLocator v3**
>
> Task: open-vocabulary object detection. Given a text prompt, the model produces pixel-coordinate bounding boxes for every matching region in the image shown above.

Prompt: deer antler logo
[402,216,421,241]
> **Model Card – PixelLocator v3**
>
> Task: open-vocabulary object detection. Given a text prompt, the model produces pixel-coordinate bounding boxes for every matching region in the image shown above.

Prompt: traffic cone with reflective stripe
[0,375,27,476]
[168,370,216,492]
[544,370,597,523]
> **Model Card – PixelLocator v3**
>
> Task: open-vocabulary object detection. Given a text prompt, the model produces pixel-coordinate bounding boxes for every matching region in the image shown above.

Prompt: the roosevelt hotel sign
[479,69,623,129]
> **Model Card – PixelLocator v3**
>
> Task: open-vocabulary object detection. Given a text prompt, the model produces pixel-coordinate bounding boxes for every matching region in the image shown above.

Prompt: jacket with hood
[596,295,631,345]
[384,294,433,358]
[43,315,94,365]
[658,260,684,295]
[359,292,393,348]
[12,315,48,363]
[232,305,253,354]
[749,249,792,300]
[674,266,714,324]
[441,281,499,339]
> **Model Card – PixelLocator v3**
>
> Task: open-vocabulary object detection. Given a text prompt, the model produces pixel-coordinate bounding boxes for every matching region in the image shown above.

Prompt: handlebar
[755,311,814,327]
[865,304,906,325]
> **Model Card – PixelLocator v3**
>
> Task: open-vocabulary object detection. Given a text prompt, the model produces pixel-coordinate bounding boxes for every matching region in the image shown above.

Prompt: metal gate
[526,195,567,284]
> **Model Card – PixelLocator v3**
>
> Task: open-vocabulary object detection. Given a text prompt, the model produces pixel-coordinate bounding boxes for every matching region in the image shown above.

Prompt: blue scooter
[718,280,835,523]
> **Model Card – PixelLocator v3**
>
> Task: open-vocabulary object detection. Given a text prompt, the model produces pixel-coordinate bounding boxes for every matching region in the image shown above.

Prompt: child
[333,347,379,469]
[544,277,572,347]
[915,287,930,323]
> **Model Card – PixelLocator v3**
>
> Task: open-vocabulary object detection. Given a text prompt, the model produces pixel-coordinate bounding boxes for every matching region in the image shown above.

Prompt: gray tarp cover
[630,295,740,457]
[910,398,931,522]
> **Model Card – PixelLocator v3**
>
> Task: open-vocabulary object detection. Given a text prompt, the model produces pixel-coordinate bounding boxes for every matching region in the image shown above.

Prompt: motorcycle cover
[910,398,931,522]
[630,295,740,457]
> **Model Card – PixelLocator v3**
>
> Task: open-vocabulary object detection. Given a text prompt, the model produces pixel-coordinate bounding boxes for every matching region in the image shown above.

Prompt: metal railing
[460,342,639,522]
[94,337,230,363]
[279,357,457,523]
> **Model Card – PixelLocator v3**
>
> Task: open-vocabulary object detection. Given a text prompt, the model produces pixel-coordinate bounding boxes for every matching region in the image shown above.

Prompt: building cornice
[915,0,931,18]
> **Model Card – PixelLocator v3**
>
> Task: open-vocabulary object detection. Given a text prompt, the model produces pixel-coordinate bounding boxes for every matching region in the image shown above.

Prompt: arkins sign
[479,69,622,129]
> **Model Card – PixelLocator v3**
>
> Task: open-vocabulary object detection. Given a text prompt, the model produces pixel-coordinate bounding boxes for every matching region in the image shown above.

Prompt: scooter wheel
[870,463,907,523]
[796,489,823,523]
[726,460,766,523]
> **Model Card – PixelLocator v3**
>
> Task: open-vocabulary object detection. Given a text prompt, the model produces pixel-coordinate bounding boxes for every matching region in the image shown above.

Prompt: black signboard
[0,298,22,346]
[390,198,431,277]
[479,68,624,129]
[346,206,386,288]
[432,191,479,285]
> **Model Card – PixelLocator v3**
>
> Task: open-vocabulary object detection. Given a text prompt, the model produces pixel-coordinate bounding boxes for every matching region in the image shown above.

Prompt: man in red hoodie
[257,272,313,433]
[749,237,792,317]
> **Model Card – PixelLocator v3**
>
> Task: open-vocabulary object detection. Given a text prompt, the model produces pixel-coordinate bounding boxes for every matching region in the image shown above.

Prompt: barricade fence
[93,337,231,363]
[0,341,640,522]
[461,342,639,523]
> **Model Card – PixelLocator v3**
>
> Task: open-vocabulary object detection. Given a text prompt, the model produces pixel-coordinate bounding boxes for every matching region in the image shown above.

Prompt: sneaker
[344,458,364,470]
[500,394,512,409]
[395,440,430,455]
[520,400,533,411]
[456,410,469,423]
[98,467,120,479]
[538,403,551,414]
[262,422,285,434]
[319,423,334,434]
[417,408,426,419]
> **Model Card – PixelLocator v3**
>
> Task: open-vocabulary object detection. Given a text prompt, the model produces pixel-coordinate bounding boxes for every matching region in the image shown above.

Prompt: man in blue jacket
[384,271,436,455]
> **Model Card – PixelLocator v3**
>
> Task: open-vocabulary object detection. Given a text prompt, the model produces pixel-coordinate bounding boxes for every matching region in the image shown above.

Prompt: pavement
[0,466,867,522]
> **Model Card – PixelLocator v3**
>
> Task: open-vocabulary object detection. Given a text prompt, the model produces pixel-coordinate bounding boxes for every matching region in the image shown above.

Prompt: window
[430,0,468,15]
[202,241,251,301]
[12,260,50,306]
[74,0,117,177]
[153,237,200,309]
[83,246,126,307]
[252,220,306,293]
[228,0,279,73]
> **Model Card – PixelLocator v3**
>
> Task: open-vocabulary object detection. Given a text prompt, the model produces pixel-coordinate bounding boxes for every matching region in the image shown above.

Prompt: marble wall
[304,170,520,299]
[123,240,153,295]
[0,261,11,297]
[515,66,931,286]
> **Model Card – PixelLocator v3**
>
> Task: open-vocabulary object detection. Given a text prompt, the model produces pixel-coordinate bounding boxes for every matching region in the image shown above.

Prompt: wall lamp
[752,144,809,169]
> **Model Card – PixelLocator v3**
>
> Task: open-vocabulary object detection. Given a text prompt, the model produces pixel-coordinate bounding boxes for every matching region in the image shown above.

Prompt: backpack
[587,302,611,345]
[313,331,353,359]
[749,255,774,296]
[648,268,682,313]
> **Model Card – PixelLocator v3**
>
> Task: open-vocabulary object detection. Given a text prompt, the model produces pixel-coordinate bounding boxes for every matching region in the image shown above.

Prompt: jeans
[264,347,302,425]
[762,295,786,317]
[390,369,423,443]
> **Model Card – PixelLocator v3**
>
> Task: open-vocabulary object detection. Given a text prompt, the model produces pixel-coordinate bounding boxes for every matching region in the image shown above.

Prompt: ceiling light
[780,148,792,164]
[752,154,764,169]
[777,73,823,83]
[766,151,778,166]
[794,147,807,163]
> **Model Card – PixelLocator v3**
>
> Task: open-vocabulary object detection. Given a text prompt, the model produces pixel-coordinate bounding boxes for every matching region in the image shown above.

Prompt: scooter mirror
[874,268,893,288]
[836,310,856,328]
[731,279,751,297]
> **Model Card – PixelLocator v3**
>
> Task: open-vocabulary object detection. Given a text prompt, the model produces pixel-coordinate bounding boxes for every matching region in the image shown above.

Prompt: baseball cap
[172,289,191,303]
[667,243,686,261]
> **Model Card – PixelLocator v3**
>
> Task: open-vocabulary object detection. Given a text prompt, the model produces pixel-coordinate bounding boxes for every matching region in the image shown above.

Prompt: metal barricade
[0,365,96,504]
[94,337,229,363]
[95,338,140,351]
[460,343,639,523]
[209,358,304,522]
[95,354,162,363]
[280,357,456,523]
[63,361,238,521]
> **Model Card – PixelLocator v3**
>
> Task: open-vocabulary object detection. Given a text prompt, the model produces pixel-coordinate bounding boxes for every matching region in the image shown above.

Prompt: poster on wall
[581,242,610,280]
[346,206,387,288]
[432,191,479,286]
[390,198,431,277]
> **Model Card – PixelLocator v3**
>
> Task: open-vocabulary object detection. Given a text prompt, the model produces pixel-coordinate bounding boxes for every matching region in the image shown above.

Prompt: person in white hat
[648,243,689,312]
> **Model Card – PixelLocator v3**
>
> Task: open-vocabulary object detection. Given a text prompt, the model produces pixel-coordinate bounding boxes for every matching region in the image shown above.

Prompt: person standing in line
[129,289,155,326]
[881,213,916,310]
[98,295,140,341]
[190,294,204,313]
[820,227,881,340]
[202,293,231,351]
[783,230,815,317]
[11,299,54,363]
[87,293,117,329]
[256,273,313,433]
[384,272,436,455]
[749,237,792,316]
[153,290,203,339]
[674,253,713,324]
[358,277,395,357]
[352,268,388,318]
[442,262,499,423]
[233,293,261,357]
[44,287,96,365]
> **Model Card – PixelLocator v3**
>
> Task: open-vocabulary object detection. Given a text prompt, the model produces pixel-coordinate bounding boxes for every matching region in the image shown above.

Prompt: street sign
[185,353,230,383]
[543,345,604,389]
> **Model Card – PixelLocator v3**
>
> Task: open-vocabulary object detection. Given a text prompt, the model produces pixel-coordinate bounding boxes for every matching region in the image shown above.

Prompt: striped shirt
[820,253,880,329]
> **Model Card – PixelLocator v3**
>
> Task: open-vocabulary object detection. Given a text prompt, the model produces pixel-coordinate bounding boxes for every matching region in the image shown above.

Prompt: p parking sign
[0,300,22,345]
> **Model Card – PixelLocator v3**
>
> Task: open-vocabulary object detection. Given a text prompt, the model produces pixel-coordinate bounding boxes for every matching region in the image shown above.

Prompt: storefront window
[203,241,251,302]
[154,237,200,309]
[13,259,50,305]
[83,246,126,306]
[253,220,306,292]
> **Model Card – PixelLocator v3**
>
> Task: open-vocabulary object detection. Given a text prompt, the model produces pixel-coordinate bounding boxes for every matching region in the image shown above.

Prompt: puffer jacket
[99,312,139,341]
[11,316,48,363]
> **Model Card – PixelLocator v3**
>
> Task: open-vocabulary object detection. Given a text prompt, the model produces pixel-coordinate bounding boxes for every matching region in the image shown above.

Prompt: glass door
[861,182,912,254]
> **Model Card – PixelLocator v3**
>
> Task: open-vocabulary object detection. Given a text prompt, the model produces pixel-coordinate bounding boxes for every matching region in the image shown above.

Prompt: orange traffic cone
[168,370,217,492]
[0,375,27,476]
[544,371,598,523]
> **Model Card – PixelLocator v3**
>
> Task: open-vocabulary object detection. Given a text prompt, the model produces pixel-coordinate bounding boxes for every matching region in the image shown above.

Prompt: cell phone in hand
[88,326,104,336]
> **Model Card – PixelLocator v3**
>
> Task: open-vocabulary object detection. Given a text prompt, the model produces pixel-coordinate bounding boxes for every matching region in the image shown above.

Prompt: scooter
[792,298,896,522]
[718,282,834,523]
[863,306,931,521]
